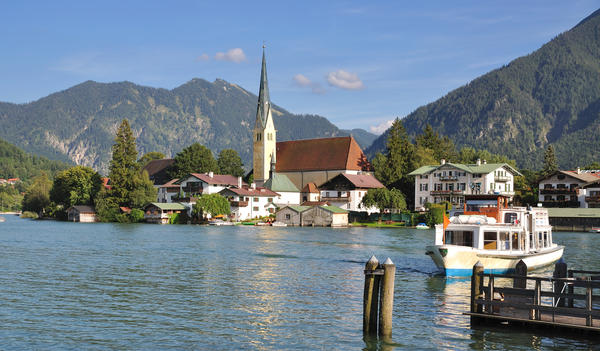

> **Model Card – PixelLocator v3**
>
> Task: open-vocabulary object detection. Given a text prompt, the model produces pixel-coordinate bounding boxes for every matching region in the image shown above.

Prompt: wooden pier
[467,260,600,336]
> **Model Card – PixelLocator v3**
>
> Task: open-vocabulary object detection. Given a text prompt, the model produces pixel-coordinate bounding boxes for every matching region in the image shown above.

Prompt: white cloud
[196,53,210,62]
[215,48,246,63]
[293,74,312,87]
[327,70,364,90]
[370,120,394,135]
[293,74,326,95]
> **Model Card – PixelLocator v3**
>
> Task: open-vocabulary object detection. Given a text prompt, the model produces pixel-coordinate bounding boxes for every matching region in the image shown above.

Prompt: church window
[256,133,262,142]
[267,133,273,141]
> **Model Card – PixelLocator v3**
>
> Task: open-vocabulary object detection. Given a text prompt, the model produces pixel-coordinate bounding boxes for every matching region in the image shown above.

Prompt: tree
[137,152,166,167]
[192,193,231,219]
[50,166,102,209]
[415,124,458,162]
[22,173,52,216]
[217,149,245,177]
[542,145,558,176]
[361,188,406,220]
[169,143,218,179]
[376,118,415,189]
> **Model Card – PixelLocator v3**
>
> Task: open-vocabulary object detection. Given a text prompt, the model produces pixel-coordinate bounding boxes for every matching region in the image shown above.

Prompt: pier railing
[470,260,600,330]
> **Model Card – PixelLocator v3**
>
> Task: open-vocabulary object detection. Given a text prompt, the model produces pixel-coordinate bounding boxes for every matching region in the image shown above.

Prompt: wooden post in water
[586,277,593,327]
[553,259,567,307]
[471,261,484,314]
[568,270,574,308]
[513,260,527,289]
[378,258,396,338]
[363,255,380,336]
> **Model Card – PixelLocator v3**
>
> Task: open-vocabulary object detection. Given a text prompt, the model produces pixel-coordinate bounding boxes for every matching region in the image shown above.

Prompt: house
[301,205,348,227]
[263,171,300,206]
[142,159,175,186]
[143,202,187,224]
[408,159,521,211]
[157,178,180,203]
[301,182,320,203]
[579,179,600,208]
[219,185,279,221]
[175,172,245,199]
[275,205,310,226]
[251,47,373,191]
[538,169,600,208]
[67,205,97,222]
[318,173,384,213]
[6,178,20,185]
[275,205,348,227]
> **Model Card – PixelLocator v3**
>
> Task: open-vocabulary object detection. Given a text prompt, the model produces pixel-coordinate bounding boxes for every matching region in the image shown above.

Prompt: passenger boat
[426,195,564,276]
[589,227,600,233]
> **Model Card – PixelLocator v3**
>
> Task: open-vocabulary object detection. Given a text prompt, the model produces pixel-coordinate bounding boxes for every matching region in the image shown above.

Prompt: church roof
[255,48,270,128]
[264,172,299,192]
[275,136,371,172]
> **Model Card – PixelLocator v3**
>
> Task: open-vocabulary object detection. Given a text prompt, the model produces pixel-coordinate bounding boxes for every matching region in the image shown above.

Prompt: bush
[425,203,446,226]
[130,209,145,223]
[20,211,39,219]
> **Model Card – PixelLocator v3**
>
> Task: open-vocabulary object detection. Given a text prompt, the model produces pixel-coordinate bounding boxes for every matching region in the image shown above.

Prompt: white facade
[220,187,279,221]
[320,189,377,213]
[273,191,300,207]
[538,170,600,208]
[410,161,519,211]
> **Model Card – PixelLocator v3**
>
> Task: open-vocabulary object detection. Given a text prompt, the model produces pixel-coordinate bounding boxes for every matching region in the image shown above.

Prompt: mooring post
[586,277,593,327]
[363,255,380,336]
[471,261,484,314]
[378,257,395,339]
[568,270,574,308]
[553,259,567,307]
[514,260,527,289]
[532,280,542,320]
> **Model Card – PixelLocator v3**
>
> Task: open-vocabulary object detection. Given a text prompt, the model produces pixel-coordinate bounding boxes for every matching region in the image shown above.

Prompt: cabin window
[484,231,497,250]
[504,212,517,224]
[285,214,291,220]
[543,231,549,248]
[445,230,473,247]
[529,232,535,250]
[499,232,510,250]
[511,232,521,251]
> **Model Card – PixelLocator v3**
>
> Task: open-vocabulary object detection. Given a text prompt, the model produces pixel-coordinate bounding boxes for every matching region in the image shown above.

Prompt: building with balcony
[408,159,521,211]
[318,173,384,213]
[219,185,279,220]
[538,169,600,208]
[578,178,600,209]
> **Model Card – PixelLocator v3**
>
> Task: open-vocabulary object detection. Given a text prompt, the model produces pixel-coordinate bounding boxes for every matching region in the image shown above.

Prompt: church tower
[253,47,277,186]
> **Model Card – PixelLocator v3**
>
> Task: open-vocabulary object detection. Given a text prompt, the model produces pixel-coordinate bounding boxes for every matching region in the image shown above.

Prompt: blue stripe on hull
[444,267,516,277]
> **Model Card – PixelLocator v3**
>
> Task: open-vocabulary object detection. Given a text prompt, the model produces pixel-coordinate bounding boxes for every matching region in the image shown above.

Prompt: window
[253,197,259,202]
[499,232,510,250]
[256,133,262,141]
[253,206,259,211]
[484,231,497,250]
[268,198,273,202]
[285,214,291,220]
[504,212,517,224]
[424,184,428,191]
[444,231,473,247]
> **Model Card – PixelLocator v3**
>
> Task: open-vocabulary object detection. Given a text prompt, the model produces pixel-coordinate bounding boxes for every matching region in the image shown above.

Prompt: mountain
[0,137,70,181]
[367,9,600,170]
[341,128,378,151]
[0,79,375,174]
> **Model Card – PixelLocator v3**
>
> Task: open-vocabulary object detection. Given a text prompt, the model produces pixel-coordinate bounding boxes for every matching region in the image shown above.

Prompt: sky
[0,1,598,134]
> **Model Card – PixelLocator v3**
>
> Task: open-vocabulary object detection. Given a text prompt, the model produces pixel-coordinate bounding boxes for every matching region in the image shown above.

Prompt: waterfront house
[301,205,348,227]
[275,205,310,226]
[144,202,187,224]
[263,171,301,206]
[219,185,279,221]
[580,178,600,208]
[67,205,97,222]
[538,169,600,208]
[301,182,320,203]
[318,173,384,213]
[157,178,180,203]
[166,173,246,207]
[408,159,521,211]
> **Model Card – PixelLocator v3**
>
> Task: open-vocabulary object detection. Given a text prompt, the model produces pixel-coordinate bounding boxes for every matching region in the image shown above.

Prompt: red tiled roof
[342,173,385,189]
[101,177,111,190]
[221,186,279,197]
[185,173,246,187]
[301,182,319,193]
[159,178,179,187]
[275,136,371,172]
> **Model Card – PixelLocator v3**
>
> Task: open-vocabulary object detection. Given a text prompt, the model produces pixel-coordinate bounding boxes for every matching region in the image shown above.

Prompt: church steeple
[252,46,277,186]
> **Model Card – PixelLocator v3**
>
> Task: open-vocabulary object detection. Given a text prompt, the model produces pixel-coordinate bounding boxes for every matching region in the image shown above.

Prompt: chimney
[577,167,581,174]
[237,176,242,188]
[483,159,487,165]
[476,158,481,166]
[209,171,214,178]
[440,159,446,165]
[251,183,256,189]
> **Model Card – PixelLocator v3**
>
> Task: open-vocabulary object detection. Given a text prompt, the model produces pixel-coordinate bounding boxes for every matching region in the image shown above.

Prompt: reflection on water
[0,216,599,350]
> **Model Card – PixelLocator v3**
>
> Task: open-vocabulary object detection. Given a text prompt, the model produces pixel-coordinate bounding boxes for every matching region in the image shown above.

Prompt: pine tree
[217,149,245,177]
[381,118,415,188]
[542,145,558,176]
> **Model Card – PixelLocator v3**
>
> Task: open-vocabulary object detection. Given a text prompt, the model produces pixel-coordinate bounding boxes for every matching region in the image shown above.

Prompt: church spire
[256,46,270,128]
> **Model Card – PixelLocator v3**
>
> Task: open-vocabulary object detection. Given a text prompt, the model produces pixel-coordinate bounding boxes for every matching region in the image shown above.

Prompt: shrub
[20,211,39,219]
[130,209,145,223]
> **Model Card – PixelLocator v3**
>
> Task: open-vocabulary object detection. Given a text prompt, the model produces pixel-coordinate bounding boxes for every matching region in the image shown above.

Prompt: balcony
[540,188,576,195]
[431,190,464,195]
[540,200,580,208]
[494,175,510,182]
[585,196,600,203]
[321,195,351,202]
[172,196,198,203]
[439,175,458,181]
[229,200,249,207]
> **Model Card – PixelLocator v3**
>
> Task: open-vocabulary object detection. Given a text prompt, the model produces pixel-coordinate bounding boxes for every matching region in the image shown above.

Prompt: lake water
[0,215,598,350]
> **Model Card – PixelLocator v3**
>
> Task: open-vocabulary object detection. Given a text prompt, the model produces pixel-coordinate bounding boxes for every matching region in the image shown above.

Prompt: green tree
[22,172,52,216]
[361,188,406,221]
[169,143,218,179]
[137,151,166,167]
[542,145,558,176]
[376,118,415,188]
[217,149,245,177]
[192,193,231,219]
[415,124,458,162]
[50,166,102,209]
[584,162,600,170]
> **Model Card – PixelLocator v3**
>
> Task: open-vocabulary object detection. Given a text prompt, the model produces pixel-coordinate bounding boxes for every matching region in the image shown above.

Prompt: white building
[581,179,600,208]
[219,185,279,221]
[408,159,521,211]
[263,171,301,207]
[538,169,600,208]
[318,173,384,213]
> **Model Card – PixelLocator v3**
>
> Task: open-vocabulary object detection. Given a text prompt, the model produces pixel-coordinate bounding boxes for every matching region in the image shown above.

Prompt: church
[252,48,374,191]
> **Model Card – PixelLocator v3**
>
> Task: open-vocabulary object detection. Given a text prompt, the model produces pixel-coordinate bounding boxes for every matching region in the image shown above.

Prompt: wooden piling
[378,258,396,338]
[363,255,380,336]
[514,260,527,289]
[586,277,593,327]
[553,259,567,307]
[471,261,484,314]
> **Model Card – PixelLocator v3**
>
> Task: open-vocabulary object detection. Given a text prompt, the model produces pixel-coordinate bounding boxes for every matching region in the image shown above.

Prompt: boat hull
[426,244,564,276]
